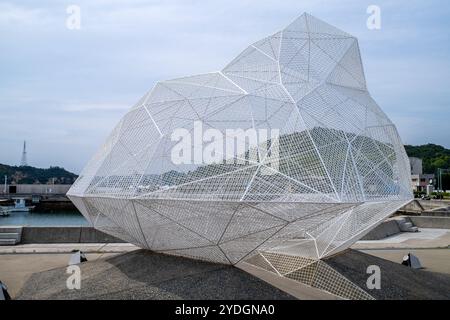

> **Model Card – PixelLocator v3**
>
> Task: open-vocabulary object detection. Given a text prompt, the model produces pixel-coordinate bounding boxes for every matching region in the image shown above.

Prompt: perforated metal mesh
[245,251,375,300]
[68,13,412,266]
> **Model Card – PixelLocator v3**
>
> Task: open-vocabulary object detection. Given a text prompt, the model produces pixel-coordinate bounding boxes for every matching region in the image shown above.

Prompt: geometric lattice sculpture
[67,13,412,270]
[245,252,375,300]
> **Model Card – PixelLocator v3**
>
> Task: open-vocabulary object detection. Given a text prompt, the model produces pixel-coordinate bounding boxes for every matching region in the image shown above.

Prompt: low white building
[409,157,435,192]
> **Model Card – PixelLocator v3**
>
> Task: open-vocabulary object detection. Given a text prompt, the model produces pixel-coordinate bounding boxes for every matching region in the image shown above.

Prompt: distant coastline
[0,143,448,185]
[0,163,77,185]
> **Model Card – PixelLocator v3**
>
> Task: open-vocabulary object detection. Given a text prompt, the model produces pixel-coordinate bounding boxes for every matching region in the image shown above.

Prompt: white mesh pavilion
[68,13,412,298]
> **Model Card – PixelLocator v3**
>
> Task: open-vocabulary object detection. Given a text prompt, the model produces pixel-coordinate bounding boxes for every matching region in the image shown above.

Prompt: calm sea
[0,210,89,226]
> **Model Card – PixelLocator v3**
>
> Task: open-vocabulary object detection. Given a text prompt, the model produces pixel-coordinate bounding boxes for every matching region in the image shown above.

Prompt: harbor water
[0,210,88,226]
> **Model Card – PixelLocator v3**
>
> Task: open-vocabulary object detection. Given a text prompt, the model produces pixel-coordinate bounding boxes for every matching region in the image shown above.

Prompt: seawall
[20,226,125,244]
[409,216,450,229]
[362,216,450,240]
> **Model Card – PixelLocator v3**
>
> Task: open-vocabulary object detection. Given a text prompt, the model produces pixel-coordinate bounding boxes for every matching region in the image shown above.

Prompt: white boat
[0,206,12,216]
[6,198,35,212]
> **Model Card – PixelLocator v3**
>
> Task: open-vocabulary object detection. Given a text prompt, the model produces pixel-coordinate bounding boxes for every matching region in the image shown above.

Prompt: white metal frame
[68,13,412,267]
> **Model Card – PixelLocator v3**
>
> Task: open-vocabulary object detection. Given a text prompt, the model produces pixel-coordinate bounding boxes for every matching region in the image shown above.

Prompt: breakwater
[20,226,124,244]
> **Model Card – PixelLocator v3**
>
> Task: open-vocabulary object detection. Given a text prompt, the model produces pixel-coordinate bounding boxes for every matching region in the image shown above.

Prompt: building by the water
[410,157,435,192]
[2,184,71,195]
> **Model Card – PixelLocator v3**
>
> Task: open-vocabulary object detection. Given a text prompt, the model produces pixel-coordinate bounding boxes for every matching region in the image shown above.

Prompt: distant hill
[0,163,78,185]
[1,143,448,186]
[404,144,450,174]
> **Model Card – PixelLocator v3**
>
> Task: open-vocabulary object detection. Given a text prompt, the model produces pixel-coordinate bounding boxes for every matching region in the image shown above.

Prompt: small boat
[8,198,35,212]
[0,206,12,217]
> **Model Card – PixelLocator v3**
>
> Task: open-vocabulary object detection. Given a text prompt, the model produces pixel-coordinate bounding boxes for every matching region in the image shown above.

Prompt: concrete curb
[410,216,450,229]
[0,243,138,254]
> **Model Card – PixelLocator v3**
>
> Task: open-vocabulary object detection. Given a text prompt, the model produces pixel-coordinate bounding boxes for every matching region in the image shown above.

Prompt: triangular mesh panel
[68,13,412,269]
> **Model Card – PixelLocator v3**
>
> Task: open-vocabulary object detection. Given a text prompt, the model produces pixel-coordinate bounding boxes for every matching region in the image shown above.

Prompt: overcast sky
[0,0,449,173]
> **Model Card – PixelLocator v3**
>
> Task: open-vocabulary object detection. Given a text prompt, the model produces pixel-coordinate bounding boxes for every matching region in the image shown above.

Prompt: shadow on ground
[17,250,295,300]
[326,250,450,300]
[17,249,450,300]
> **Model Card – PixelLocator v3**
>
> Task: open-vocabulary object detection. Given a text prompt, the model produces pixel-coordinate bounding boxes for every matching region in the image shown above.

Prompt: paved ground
[0,252,120,298]
[236,261,342,300]
[358,249,450,275]
[326,250,450,300]
[0,243,137,254]
[353,228,450,249]
[5,248,449,300]
[12,250,295,300]
[0,242,137,298]
[0,243,339,300]
[1,227,449,300]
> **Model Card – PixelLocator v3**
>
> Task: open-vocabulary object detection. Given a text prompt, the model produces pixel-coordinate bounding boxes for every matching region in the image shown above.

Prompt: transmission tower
[20,140,28,167]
